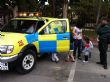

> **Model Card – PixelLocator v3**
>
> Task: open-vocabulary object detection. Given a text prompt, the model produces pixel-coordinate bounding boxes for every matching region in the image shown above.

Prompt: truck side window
[39,25,50,34]
[49,20,67,34]
[40,20,67,35]
[36,21,45,31]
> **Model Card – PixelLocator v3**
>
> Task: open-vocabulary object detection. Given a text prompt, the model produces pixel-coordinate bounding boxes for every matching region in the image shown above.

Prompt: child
[89,40,93,58]
[82,36,93,63]
[65,43,75,62]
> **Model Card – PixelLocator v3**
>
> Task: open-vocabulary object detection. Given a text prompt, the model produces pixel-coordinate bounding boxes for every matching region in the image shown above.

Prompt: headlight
[0,45,14,54]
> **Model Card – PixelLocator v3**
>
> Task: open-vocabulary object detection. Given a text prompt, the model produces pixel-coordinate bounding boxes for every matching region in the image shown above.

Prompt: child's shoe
[71,60,75,62]
[71,58,75,62]
[83,60,86,63]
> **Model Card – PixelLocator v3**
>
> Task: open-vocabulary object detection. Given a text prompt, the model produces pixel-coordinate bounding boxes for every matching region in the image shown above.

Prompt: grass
[82,29,97,39]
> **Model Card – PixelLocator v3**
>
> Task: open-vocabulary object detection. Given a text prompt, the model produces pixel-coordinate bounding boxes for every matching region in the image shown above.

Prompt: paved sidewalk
[73,47,110,82]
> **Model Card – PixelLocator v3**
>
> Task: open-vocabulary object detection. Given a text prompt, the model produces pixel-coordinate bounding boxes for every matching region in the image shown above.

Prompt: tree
[70,0,101,27]
[15,0,38,12]
[62,0,69,18]
[50,0,69,18]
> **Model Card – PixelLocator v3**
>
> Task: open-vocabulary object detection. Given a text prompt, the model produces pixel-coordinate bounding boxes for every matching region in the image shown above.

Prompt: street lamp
[45,0,49,5]
[39,0,49,16]
[39,0,49,5]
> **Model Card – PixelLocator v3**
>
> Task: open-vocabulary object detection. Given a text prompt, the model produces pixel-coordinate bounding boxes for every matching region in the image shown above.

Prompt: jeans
[73,39,82,58]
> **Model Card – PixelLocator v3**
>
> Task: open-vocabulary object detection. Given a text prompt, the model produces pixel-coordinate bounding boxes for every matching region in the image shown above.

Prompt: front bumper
[0,54,18,63]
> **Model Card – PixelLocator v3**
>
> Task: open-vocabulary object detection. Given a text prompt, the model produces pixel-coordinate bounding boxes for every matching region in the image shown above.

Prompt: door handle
[63,36,68,39]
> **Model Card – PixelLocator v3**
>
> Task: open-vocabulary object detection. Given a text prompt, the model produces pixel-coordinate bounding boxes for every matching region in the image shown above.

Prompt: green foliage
[15,0,38,12]
[70,0,110,27]
[83,30,97,38]
[1,0,110,26]
[0,0,5,6]
[71,0,98,25]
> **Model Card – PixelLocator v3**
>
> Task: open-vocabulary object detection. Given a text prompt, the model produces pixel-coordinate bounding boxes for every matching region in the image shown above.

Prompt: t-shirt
[89,41,93,49]
[73,26,82,40]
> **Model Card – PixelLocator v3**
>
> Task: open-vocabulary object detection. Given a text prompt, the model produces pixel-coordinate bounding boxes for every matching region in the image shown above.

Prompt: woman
[73,25,82,59]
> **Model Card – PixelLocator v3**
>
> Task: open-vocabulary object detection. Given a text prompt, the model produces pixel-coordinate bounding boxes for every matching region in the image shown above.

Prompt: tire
[16,49,37,74]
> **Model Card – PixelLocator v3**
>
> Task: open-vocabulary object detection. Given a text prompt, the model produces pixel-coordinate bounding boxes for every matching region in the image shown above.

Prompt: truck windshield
[1,20,37,34]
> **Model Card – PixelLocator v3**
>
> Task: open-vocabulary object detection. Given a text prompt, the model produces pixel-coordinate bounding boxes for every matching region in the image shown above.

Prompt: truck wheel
[16,49,37,74]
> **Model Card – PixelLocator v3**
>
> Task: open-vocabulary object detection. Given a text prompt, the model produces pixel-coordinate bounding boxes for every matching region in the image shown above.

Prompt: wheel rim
[22,54,35,70]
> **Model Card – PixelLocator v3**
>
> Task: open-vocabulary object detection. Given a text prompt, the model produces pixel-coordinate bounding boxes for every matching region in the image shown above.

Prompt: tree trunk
[96,0,102,24]
[63,0,68,18]
[13,6,18,17]
[52,0,56,17]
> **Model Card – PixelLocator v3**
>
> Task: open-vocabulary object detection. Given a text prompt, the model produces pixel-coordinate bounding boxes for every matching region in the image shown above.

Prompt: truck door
[38,19,70,53]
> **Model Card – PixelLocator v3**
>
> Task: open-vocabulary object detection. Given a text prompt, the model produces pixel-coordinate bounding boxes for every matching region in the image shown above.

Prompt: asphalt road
[0,53,74,82]
[1,47,110,82]
[74,47,110,82]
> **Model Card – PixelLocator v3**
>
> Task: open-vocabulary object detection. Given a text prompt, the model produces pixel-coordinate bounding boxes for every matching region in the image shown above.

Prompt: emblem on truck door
[18,40,24,47]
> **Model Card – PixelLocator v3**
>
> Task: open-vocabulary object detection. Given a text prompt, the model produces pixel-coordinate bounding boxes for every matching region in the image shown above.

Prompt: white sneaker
[52,58,55,62]
[52,54,55,62]
[83,60,86,63]
[54,53,59,62]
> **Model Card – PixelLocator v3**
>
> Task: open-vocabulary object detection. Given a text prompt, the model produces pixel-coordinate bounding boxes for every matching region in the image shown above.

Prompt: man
[96,17,110,69]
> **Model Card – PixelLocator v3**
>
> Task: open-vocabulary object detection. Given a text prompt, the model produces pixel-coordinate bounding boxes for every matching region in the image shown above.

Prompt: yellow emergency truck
[0,12,70,74]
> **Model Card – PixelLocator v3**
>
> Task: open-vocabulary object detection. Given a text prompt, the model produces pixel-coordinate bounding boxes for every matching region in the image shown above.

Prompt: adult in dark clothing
[96,17,110,69]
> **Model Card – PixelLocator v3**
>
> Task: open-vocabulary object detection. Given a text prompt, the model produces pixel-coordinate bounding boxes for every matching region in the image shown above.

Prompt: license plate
[0,62,8,70]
